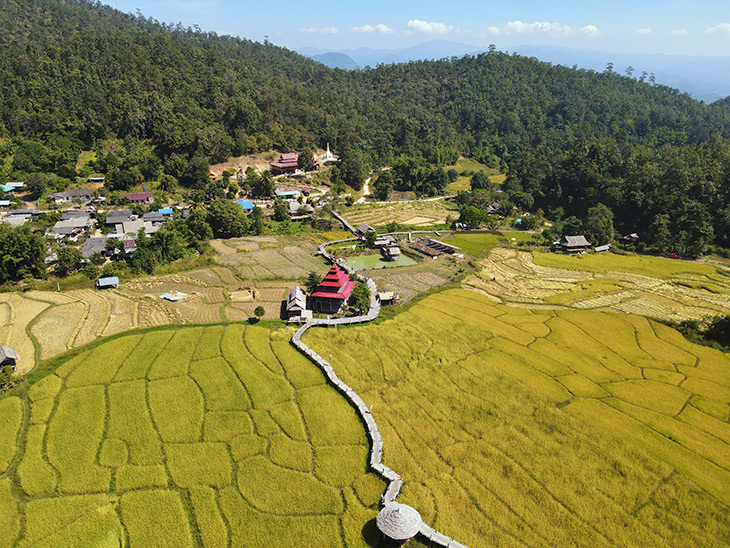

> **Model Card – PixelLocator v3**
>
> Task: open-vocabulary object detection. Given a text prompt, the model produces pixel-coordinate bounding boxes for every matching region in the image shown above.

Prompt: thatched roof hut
[376,502,422,541]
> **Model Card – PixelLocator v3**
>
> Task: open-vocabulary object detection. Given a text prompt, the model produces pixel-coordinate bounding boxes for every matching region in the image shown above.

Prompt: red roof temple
[270,152,299,175]
[312,264,356,313]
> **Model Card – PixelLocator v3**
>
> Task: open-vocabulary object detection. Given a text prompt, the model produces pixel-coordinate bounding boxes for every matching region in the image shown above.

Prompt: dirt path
[355,177,371,203]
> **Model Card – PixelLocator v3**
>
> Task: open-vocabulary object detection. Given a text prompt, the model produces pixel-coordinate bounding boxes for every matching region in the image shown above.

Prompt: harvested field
[0,293,49,374]
[3,324,381,548]
[305,289,730,548]
[368,260,459,301]
[342,199,458,228]
[464,248,730,322]
[215,235,325,280]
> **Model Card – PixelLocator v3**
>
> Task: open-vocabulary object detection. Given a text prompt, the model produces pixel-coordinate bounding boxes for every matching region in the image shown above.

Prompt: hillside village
[2,1,730,548]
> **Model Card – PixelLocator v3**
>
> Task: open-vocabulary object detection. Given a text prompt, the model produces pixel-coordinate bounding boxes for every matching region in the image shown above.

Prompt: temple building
[269,152,299,175]
[311,264,356,313]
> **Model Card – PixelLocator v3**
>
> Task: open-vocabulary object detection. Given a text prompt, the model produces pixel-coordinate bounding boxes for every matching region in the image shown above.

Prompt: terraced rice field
[0,325,383,548]
[343,199,458,228]
[465,248,730,322]
[305,289,730,548]
[215,235,325,280]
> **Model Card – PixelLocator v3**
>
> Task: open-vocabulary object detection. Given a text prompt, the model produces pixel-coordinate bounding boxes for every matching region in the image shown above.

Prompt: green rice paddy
[305,288,730,547]
[0,324,383,548]
[344,253,418,271]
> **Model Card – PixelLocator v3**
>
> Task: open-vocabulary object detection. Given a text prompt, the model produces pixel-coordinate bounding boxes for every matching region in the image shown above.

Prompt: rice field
[0,324,382,548]
[343,199,458,228]
[214,235,325,280]
[464,248,730,322]
[304,288,730,548]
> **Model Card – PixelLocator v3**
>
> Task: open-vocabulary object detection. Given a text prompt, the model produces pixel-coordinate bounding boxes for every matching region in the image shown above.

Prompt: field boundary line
[289,237,472,548]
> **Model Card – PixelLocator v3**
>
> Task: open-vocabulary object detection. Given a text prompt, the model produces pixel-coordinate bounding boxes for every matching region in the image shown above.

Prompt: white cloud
[300,27,339,34]
[352,24,393,34]
[407,19,454,34]
[634,27,653,35]
[706,23,730,34]
[580,25,601,37]
[670,28,688,35]
[487,26,501,35]
[502,21,573,35]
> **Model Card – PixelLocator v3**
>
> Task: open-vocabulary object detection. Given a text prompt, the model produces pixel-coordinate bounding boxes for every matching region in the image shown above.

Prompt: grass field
[1,324,383,548]
[439,230,534,256]
[465,248,730,321]
[304,288,730,547]
[444,157,505,193]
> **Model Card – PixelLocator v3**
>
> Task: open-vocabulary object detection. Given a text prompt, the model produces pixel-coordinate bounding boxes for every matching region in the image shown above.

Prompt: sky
[106,0,730,56]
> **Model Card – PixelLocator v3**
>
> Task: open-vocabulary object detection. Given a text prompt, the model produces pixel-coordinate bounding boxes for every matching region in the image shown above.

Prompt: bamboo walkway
[290,238,471,548]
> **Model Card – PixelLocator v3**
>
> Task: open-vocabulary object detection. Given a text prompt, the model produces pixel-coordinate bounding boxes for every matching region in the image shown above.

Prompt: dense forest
[1,0,729,256]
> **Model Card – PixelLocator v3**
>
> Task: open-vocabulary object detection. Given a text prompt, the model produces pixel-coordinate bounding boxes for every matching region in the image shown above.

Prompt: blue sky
[107,0,730,55]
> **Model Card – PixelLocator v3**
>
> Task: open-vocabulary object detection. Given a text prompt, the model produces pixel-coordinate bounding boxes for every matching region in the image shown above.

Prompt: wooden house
[556,235,592,254]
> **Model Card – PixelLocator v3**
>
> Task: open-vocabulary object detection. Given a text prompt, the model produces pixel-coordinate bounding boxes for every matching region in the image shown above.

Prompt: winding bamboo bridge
[290,231,470,548]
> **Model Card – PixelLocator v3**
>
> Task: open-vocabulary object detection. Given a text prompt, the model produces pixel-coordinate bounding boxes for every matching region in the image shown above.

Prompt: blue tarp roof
[157,208,173,215]
[0,185,13,193]
[236,200,254,210]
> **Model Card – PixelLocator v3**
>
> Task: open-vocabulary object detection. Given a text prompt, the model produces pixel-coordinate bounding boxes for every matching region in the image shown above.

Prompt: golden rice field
[304,288,730,548]
[0,324,383,548]
[465,248,730,322]
[343,199,458,228]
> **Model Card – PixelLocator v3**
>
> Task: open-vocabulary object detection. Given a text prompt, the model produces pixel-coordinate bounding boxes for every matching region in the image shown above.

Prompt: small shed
[96,276,119,290]
[376,503,422,542]
[0,347,19,369]
[594,244,612,253]
[380,246,401,261]
[358,223,375,236]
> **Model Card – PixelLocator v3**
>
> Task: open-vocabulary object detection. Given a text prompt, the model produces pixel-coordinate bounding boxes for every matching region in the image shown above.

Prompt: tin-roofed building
[556,235,592,254]
[96,276,119,289]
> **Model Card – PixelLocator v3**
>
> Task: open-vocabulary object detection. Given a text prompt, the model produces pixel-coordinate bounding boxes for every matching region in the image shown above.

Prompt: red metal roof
[312,280,356,300]
[121,192,152,201]
[312,265,356,300]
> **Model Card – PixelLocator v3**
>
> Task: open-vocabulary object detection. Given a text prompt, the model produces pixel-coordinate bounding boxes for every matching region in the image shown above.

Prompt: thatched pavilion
[376,502,422,543]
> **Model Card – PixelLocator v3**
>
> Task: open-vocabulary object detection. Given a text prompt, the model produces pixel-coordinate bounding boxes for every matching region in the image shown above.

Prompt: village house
[47,218,94,239]
[556,235,592,254]
[0,182,25,193]
[121,191,153,204]
[274,187,302,199]
[49,188,94,204]
[105,210,133,233]
[286,286,312,322]
[358,223,375,236]
[311,264,356,313]
[80,237,109,259]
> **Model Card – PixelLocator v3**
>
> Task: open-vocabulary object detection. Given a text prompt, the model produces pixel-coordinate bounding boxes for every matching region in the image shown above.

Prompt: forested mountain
[1,0,729,255]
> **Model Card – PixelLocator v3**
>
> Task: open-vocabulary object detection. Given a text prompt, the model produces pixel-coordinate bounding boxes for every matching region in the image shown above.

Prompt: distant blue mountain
[308,52,358,70]
[296,40,730,103]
